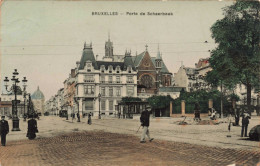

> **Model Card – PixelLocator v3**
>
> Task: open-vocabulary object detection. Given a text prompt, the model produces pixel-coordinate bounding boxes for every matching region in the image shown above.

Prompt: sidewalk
[5,115,260,151]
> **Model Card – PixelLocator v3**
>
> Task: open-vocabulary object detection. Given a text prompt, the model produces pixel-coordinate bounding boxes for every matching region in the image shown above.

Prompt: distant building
[174,58,211,92]
[31,86,45,115]
[63,69,76,116]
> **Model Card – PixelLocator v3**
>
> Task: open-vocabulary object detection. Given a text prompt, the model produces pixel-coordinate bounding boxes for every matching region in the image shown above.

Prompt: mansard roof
[151,57,170,73]
[96,61,124,70]
[96,59,136,71]
[123,56,136,71]
[79,45,98,70]
[133,51,146,67]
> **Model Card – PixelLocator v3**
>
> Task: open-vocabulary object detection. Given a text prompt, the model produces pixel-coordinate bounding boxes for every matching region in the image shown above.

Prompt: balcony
[84,79,95,83]
[100,81,122,84]
[82,93,95,97]
[126,81,134,84]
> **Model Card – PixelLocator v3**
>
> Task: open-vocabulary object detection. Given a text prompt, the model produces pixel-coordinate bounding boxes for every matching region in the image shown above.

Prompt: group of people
[0,115,39,146]
[71,113,92,125]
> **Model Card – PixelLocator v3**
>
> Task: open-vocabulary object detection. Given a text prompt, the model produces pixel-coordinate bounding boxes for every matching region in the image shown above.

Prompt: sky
[0,1,233,100]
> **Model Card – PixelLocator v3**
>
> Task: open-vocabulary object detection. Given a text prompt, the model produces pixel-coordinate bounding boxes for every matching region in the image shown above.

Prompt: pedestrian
[27,115,38,140]
[241,113,250,137]
[77,113,80,121]
[0,116,9,146]
[194,103,201,121]
[235,107,240,126]
[88,112,92,125]
[140,107,154,143]
[210,108,216,120]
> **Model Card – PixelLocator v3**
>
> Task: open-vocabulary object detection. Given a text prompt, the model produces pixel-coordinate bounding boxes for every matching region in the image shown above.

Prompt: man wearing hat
[0,116,9,146]
[140,106,154,143]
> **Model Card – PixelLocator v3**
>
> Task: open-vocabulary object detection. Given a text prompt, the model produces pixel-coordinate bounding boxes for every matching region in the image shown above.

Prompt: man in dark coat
[241,113,250,137]
[27,116,38,140]
[0,116,9,146]
[88,112,92,125]
[140,107,154,143]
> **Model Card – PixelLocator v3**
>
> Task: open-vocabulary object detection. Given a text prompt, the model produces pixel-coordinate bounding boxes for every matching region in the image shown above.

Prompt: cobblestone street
[1,130,260,166]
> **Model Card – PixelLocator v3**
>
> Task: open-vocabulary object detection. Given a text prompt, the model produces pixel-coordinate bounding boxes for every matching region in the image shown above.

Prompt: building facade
[74,42,137,117]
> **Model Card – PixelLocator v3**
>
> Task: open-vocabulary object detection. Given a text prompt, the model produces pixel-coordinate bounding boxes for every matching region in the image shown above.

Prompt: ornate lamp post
[98,93,101,119]
[4,69,28,131]
[23,92,31,121]
[74,97,80,122]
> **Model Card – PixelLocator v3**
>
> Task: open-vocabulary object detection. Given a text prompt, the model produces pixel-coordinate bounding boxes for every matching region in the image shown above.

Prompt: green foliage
[209,1,260,106]
[228,93,240,101]
[174,90,231,113]
[121,97,142,103]
[147,95,173,109]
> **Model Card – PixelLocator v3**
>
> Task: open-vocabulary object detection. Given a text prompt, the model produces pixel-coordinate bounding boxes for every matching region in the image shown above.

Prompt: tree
[209,1,260,107]
[147,95,173,109]
[121,97,142,103]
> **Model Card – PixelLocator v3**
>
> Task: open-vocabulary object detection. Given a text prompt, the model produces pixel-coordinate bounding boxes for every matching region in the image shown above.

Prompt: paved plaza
[0,116,259,166]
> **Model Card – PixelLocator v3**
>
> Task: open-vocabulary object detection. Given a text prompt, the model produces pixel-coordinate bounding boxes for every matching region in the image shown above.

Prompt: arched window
[128,66,132,73]
[100,65,105,73]
[116,66,120,73]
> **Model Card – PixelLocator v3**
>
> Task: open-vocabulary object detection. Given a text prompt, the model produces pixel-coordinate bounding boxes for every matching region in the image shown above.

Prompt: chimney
[76,61,80,69]
[71,69,76,78]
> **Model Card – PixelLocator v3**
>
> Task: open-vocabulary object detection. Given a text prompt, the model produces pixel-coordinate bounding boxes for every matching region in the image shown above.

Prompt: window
[101,75,105,83]
[127,87,134,96]
[128,66,132,73]
[116,87,121,96]
[101,66,105,73]
[127,76,133,83]
[85,99,93,110]
[109,66,113,73]
[84,85,94,94]
[109,76,113,83]
[101,87,106,96]
[109,87,113,96]
[101,100,106,110]
[116,66,120,73]
[87,64,92,72]
[116,76,120,83]
[109,100,113,111]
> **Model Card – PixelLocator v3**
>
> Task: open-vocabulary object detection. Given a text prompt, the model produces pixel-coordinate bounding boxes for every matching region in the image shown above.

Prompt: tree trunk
[247,83,252,107]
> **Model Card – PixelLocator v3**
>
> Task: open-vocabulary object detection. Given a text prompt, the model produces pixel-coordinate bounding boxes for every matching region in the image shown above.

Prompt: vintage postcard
[0,0,259,166]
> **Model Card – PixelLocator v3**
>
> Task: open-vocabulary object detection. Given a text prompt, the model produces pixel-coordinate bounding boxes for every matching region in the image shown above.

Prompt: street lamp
[74,97,80,122]
[98,93,101,119]
[4,69,28,131]
[23,92,31,121]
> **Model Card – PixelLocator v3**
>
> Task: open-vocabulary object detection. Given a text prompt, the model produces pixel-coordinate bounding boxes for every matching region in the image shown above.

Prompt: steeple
[156,43,162,59]
[155,43,162,69]
[105,33,113,58]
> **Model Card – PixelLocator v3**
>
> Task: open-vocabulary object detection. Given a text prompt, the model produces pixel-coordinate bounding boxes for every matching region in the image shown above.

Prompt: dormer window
[100,65,105,73]
[116,66,120,73]
[109,66,113,73]
[85,62,92,72]
[128,66,132,73]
